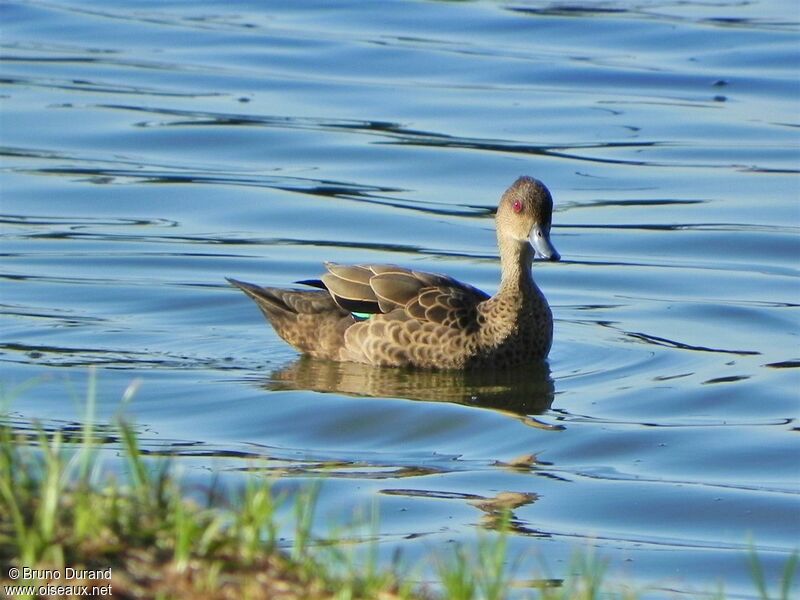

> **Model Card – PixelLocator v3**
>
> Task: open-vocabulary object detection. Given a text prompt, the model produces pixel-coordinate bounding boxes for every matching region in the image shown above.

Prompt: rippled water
[2,0,799,596]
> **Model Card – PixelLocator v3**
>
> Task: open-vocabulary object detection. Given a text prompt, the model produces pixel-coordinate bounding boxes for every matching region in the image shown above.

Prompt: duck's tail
[226,277,353,360]
[226,278,293,315]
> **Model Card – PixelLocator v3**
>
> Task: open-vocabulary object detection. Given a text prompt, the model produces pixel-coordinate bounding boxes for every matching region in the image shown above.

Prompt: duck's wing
[314,263,489,327]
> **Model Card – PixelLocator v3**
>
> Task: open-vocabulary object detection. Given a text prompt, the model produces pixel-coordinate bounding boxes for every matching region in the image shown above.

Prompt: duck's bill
[531,226,561,262]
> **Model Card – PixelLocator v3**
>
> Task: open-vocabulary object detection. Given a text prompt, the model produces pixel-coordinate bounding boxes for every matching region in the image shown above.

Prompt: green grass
[0,375,797,599]
[0,407,409,599]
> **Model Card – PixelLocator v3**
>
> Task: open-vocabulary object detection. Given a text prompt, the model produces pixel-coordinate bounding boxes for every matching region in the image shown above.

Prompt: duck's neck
[497,236,535,296]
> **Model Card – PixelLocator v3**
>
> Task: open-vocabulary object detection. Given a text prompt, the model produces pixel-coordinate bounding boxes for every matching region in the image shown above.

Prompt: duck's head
[496,176,560,261]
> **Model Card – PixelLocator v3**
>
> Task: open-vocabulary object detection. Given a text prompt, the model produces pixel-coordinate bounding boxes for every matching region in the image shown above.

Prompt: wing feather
[304,263,489,329]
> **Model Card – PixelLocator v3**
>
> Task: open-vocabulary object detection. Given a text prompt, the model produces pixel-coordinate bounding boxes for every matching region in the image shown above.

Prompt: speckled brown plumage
[228,176,560,370]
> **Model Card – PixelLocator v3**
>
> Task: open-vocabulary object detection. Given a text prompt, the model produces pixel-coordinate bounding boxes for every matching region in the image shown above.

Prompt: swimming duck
[228,176,560,370]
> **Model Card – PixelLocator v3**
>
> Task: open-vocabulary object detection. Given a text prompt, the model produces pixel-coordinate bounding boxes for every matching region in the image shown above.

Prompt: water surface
[2,0,799,597]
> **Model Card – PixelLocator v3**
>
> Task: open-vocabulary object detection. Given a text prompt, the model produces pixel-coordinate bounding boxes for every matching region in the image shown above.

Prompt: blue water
[2,0,799,597]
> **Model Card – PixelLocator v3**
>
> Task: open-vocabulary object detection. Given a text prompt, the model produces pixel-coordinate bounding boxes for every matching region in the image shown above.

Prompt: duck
[227,176,560,370]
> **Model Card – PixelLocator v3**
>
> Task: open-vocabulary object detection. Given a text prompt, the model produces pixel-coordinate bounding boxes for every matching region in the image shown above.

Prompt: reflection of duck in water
[265,356,557,428]
[228,177,560,370]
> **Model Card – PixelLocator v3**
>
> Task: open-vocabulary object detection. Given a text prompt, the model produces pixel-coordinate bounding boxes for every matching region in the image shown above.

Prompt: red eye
[512,200,523,213]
